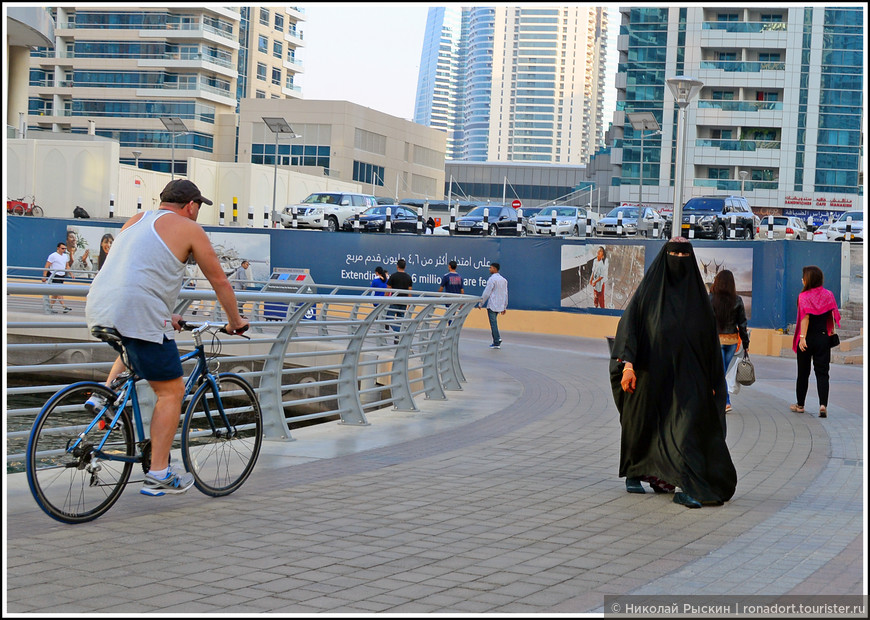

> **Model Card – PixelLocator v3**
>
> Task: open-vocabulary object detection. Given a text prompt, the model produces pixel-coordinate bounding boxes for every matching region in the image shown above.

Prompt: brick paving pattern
[4,331,865,613]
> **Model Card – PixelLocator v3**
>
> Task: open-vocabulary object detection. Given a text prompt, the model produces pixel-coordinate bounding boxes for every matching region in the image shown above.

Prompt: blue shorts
[121,335,183,382]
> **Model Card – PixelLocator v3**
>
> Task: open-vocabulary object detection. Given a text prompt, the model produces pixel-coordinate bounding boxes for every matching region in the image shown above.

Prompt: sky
[298,4,620,126]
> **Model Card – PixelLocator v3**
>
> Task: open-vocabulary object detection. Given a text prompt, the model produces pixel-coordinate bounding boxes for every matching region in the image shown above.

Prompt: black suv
[680,196,756,240]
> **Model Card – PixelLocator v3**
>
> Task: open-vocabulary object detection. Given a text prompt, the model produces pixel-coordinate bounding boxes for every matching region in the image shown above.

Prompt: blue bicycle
[26,321,262,524]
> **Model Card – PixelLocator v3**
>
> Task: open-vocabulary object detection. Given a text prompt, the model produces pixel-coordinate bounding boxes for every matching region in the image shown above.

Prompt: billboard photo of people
[561,244,646,310]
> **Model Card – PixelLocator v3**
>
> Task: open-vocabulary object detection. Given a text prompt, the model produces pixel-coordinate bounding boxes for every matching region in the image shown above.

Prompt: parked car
[756,215,809,240]
[679,195,756,240]
[340,205,420,233]
[812,222,833,242]
[280,192,378,231]
[517,206,544,235]
[595,206,668,238]
[531,206,593,237]
[825,210,864,242]
[454,205,521,236]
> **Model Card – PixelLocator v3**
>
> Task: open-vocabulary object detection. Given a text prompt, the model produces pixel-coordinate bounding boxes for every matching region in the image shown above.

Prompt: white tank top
[86,210,188,343]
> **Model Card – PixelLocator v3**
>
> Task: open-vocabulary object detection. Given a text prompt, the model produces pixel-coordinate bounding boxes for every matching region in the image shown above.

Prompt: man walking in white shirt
[477,262,508,349]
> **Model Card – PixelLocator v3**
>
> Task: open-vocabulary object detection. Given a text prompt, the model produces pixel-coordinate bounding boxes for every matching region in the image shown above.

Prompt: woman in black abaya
[609,237,736,508]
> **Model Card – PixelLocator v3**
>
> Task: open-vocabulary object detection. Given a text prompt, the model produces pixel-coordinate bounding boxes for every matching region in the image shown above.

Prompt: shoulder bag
[735,351,756,386]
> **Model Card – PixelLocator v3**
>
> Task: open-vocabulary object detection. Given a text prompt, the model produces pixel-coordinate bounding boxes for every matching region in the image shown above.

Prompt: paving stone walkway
[4,331,865,614]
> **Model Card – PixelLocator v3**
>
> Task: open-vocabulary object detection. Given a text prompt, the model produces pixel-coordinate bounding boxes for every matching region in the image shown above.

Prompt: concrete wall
[6,139,364,224]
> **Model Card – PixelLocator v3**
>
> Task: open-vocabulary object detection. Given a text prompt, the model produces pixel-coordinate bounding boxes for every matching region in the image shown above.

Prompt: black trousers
[795,330,831,407]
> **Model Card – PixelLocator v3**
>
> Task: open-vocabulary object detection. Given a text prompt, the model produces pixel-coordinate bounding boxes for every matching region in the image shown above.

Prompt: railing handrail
[6,278,479,469]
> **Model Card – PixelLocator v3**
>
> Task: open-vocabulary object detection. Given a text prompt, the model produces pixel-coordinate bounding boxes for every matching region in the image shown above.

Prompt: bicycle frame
[73,335,217,467]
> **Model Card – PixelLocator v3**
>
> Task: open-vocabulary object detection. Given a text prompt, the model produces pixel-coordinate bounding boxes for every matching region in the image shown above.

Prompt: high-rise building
[414,6,608,165]
[25,6,305,175]
[610,6,863,217]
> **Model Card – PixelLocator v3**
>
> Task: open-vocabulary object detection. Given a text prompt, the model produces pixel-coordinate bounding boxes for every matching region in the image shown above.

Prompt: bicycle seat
[91,326,123,344]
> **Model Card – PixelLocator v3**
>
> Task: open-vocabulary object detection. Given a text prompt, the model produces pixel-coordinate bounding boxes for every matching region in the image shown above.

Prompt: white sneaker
[140,468,195,496]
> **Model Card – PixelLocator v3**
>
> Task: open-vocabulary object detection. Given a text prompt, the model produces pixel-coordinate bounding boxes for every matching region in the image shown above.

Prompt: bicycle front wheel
[30,205,44,217]
[182,373,262,496]
[26,383,134,523]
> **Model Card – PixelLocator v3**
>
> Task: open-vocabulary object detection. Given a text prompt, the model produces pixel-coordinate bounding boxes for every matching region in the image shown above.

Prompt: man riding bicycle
[86,179,249,496]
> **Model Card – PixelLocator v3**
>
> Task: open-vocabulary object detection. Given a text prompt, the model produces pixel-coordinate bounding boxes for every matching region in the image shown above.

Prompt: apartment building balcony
[285,27,304,46]
[283,56,304,74]
[136,83,237,108]
[700,21,788,47]
[138,53,237,79]
[693,178,780,193]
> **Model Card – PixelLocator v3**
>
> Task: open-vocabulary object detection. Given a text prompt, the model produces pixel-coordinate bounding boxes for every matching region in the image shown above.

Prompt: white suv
[281,192,378,232]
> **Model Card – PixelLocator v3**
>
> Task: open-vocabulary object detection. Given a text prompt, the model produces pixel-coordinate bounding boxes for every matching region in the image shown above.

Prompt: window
[255,90,265,98]
[259,8,269,25]
[712,90,734,100]
[258,35,268,53]
[273,40,282,59]
[271,67,281,86]
[758,52,781,62]
[708,168,729,179]
[256,62,266,81]
[717,13,738,21]
[717,52,737,61]
[760,14,783,22]
[274,13,284,32]
[711,129,733,140]
[757,91,778,102]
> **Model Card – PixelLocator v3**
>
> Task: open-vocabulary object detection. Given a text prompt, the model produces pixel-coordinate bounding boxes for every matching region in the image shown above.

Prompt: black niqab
[609,239,737,503]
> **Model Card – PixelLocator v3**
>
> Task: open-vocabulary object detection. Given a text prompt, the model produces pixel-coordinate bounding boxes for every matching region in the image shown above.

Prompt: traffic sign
[511,199,522,209]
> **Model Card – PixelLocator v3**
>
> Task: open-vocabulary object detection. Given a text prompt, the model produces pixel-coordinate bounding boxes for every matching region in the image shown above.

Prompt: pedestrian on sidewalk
[386,258,413,340]
[709,269,749,413]
[477,262,507,349]
[791,265,841,418]
[42,241,75,313]
[609,236,736,508]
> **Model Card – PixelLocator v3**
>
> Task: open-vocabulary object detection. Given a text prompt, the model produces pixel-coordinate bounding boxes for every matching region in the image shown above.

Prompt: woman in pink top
[790,265,841,418]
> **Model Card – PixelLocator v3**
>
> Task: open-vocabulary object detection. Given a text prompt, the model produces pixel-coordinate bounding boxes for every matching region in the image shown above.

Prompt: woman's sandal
[819,406,827,418]
[789,404,804,413]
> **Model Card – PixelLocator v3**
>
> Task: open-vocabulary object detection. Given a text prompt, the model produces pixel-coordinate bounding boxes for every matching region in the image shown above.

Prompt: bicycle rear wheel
[26,383,135,523]
[182,373,262,496]
[12,204,24,215]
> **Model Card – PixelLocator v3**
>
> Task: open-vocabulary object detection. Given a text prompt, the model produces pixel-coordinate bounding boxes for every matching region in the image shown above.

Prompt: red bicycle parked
[7,196,44,217]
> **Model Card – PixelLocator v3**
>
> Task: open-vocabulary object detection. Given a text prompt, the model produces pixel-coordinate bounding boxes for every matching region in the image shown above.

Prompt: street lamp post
[262,117,300,228]
[739,170,749,196]
[626,112,661,207]
[159,117,188,180]
[131,150,142,168]
[666,76,703,235]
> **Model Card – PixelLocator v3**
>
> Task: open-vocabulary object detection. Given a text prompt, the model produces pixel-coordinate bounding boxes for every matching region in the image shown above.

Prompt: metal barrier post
[109,194,115,218]
[767,215,774,239]
[232,197,238,225]
[417,208,423,235]
[137,196,142,212]
[617,210,623,237]
[516,208,523,236]
[219,203,225,226]
[688,215,696,239]
[248,206,254,227]
[385,207,392,234]
[730,214,737,239]
[483,208,489,235]
[263,204,269,228]
[291,206,298,229]
[551,210,557,236]
[449,208,456,236]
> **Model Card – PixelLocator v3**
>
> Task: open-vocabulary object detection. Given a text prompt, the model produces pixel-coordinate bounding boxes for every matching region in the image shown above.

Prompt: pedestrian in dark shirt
[386,258,413,340]
[438,260,465,294]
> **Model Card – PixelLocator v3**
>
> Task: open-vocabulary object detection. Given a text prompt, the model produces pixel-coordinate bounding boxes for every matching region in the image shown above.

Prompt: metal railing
[6,272,479,469]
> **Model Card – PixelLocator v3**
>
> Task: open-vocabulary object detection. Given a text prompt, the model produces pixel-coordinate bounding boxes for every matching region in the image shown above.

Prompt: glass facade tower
[610,6,863,216]
[414,6,608,164]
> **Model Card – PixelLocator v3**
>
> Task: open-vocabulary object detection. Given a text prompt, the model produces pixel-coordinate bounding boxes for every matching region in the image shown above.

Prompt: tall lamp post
[666,76,703,234]
[739,169,749,196]
[160,117,188,180]
[131,150,142,168]
[626,111,661,207]
[262,117,300,228]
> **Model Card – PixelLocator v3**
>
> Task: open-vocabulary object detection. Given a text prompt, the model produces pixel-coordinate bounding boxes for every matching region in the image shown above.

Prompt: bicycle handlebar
[179,320,250,339]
